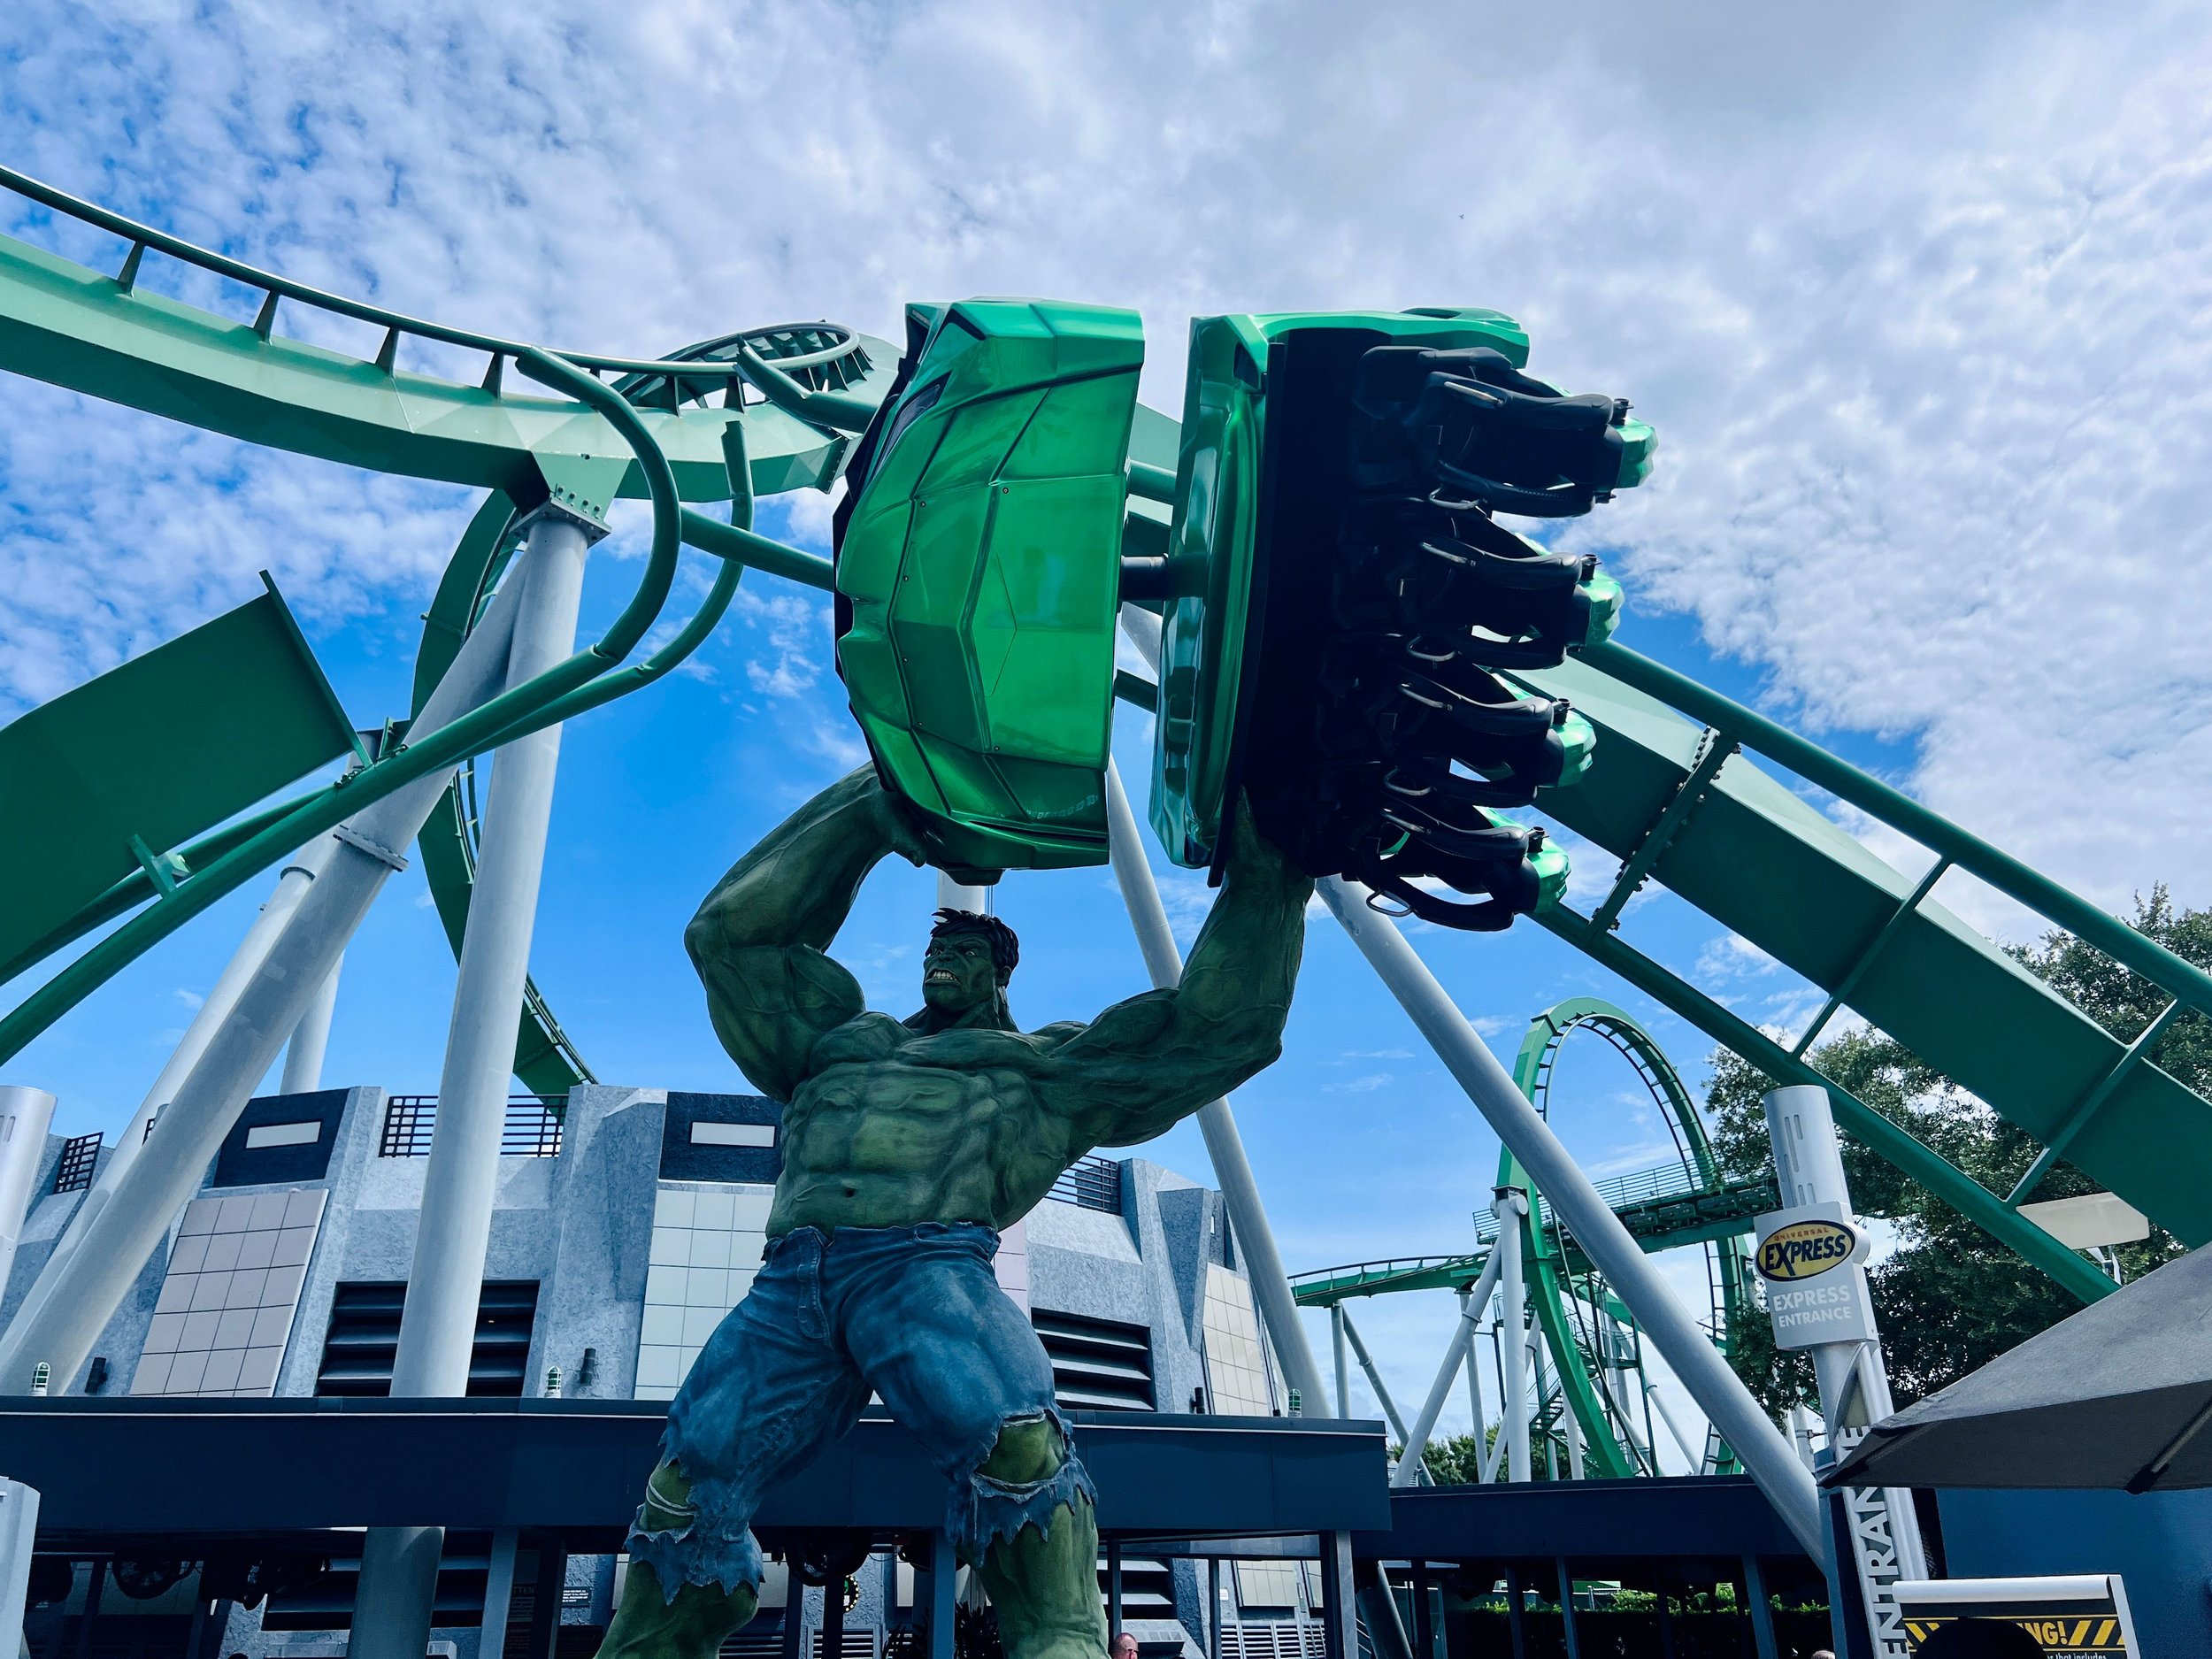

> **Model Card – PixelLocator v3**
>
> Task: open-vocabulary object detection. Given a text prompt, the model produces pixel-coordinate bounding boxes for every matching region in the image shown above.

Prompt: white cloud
[8,0,2212,1408]
[5,0,2200,935]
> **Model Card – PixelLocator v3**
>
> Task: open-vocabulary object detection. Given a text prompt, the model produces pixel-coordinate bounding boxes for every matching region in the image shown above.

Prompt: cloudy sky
[4,0,2210,1450]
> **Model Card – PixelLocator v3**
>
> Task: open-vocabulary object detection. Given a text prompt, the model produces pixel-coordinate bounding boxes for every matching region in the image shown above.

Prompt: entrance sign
[1753,1201,1876,1349]
[1893,1574,2137,1656]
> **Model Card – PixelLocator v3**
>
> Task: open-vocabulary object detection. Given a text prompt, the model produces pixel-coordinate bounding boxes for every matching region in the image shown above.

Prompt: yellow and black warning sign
[1895,1576,2136,1657]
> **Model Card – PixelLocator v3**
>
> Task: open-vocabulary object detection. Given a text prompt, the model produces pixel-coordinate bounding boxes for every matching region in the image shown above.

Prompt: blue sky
[6,0,2212,1447]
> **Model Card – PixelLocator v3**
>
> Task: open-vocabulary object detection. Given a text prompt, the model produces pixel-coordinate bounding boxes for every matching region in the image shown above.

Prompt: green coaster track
[4,164,2208,1357]
[1293,998,1753,1479]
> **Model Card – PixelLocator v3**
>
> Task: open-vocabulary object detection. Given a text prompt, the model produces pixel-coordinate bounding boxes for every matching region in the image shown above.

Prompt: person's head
[921,908,1019,1025]
[1110,1634,1138,1659]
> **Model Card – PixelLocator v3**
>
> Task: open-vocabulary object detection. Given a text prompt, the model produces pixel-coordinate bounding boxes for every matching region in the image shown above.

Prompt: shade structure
[1831,1244,2212,1493]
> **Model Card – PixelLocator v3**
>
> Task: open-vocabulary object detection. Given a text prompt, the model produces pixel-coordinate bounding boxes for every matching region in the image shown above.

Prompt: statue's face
[922,931,1001,1016]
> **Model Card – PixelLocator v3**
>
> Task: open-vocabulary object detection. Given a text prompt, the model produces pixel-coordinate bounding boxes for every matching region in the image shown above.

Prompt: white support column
[0,565,526,1395]
[1101,761,1329,1414]
[1763,1082,1928,1643]
[1561,1367,1586,1481]
[1646,1380,1702,1473]
[1460,1287,1489,1472]
[479,1528,521,1659]
[1331,1305,1351,1419]
[1336,1304,1417,1455]
[0,1090,56,1300]
[5,839,340,1350]
[279,952,343,1095]
[935,871,993,914]
[1318,878,1825,1555]
[353,511,595,1659]
[1393,1249,1502,1487]
[1492,1188,1531,1483]
[0,1479,35,1657]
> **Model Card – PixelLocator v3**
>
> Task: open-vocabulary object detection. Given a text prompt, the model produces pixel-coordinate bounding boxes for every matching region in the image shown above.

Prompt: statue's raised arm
[1041,803,1314,1150]
[683,766,919,1101]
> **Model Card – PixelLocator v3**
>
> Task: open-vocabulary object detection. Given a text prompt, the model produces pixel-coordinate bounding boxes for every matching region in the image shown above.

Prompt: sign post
[1759,1085,1928,1658]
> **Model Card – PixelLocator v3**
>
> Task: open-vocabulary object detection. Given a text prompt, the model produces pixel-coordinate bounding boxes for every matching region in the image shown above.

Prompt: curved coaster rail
[0,165,893,503]
[1516,647,2212,1299]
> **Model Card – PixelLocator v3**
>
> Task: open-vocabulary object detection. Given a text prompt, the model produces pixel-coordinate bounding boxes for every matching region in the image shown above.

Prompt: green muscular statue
[596,765,1311,1659]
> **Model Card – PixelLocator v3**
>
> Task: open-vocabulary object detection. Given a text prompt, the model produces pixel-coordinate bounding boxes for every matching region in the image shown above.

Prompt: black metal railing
[378,1095,565,1159]
[1048,1156,1121,1213]
[52,1132,101,1193]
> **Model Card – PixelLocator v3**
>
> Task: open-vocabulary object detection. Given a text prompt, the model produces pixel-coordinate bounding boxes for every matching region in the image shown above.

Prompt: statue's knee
[642,1460,696,1531]
[979,1413,1063,1486]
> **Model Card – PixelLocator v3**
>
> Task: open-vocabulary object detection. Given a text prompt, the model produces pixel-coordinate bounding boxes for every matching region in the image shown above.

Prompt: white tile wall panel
[634,1182,774,1401]
[134,1187,326,1397]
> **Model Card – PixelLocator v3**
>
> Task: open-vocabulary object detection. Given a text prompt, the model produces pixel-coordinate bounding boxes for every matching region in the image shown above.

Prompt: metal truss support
[1318,876,1825,1556]
[0,572,527,1396]
[1393,1247,1502,1486]
[355,510,595,1659]
[1102,760,1329,1415]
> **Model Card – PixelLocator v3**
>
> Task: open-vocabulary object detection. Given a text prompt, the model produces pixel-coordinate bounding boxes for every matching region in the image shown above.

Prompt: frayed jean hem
[625,1511,764,1606]
[949,1407,1098,1560]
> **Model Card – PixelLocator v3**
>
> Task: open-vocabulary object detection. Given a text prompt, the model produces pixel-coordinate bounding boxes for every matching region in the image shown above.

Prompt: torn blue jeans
[627,1221,1094,1601]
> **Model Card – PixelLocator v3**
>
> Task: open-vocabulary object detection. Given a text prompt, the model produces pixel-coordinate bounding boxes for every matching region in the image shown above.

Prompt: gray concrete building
[8,1087,1332,1659]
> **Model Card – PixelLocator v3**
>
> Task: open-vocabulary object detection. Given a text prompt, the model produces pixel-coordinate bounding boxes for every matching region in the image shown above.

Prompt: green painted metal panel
[1519,654,2212,1248]
[835,298,1143,872]
[0,229,891,503]
[0,588,356,968]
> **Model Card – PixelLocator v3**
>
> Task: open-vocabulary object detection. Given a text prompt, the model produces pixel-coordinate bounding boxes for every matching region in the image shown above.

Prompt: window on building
[315,1280,540,1396]
[1030,1309,1154,1411]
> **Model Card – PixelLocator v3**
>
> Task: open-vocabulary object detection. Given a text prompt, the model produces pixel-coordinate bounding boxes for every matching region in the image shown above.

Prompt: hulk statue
[594,765,1312,1659]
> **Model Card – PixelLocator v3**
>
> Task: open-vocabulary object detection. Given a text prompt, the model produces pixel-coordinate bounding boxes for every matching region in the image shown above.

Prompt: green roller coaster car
[833,298,1143,875]
[1147,306,1652,931]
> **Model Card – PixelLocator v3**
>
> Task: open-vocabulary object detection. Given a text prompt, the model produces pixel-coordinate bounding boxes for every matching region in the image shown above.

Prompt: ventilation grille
[316,1280,539,1396]
[1101,1556,1177,1614]
[1033,1308,1153,1411]
[1219,1624,1325,1659]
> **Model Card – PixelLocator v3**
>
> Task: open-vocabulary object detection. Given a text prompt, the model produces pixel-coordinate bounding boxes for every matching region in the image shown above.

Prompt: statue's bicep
[699,945,864,1097]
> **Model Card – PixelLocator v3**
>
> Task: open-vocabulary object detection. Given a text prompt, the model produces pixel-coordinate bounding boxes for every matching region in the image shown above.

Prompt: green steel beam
[1291,1256,1486,1306]
[0,784,324,985]
[1536,904,2116,1304]
[1519,650,2212,1254]
[0,167,894,502]
[0,348,692,1067]
[1578,639,2212,1025]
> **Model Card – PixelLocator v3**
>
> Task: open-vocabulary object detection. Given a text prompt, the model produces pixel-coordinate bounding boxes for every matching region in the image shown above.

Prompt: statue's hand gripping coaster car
[833,301,1654,930]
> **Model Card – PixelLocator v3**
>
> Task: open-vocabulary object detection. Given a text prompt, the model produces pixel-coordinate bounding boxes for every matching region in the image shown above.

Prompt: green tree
[1709,888,2200,1409]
